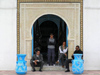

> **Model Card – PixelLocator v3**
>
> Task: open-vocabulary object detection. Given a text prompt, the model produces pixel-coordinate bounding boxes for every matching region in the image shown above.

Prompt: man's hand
[35,60,38,62]
[65,53,67,56]
[34,61,37,65]
[34,60,38,65]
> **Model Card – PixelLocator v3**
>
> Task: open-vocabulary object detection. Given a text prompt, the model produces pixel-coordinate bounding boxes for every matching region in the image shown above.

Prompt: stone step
[42,66,65,71]
[28,66,72,71]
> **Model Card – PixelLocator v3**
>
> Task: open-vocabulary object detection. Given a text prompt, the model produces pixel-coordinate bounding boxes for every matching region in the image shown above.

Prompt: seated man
[30,50,44,72]
[65,45,83,72]
[56,41,68,68]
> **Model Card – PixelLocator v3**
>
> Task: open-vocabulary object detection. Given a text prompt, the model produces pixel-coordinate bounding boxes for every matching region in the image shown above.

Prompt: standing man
[65,45,83,72]
[30,50,44,72]
[56,41,68,68]
[47,33,56,66]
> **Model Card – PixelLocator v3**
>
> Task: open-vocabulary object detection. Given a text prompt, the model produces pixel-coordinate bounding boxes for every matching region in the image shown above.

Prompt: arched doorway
[32,14,68,64]
[40,21,58,62]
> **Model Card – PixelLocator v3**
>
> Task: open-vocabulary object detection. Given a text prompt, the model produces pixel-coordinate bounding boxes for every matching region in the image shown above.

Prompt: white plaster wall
[0,0,100,70]
[83,0,100,70]
[0,0,17,70]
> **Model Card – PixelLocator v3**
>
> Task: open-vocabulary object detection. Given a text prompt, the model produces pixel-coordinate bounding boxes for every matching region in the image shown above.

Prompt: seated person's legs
[65,59,72,72]
[56,53,64,63]
[30,62,36,71]
[61,54,65,67]
[39,61,44,70]
[59,53,64,60]
[56,53,66,68]
[30,61,44,72]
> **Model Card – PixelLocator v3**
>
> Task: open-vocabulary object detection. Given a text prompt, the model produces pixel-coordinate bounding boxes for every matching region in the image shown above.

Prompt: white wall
[0,0,17,70]
[83,0,100,70]
[0,0,100,70]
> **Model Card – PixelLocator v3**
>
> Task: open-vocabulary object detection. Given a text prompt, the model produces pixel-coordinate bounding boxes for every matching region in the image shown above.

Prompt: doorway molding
[17,0,83,67]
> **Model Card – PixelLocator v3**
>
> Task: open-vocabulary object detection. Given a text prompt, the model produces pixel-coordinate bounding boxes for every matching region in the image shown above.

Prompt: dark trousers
[48,48,55,65]
[30,61,44,70]
[65,59,72,70]
[58,53,66,66]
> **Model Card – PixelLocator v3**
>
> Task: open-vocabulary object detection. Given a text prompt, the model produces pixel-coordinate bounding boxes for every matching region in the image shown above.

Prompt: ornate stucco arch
[30,13,70,40]
[17,1,83,67]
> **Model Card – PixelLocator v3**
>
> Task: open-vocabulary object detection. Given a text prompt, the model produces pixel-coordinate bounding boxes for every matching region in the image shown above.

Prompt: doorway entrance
[40,21,58,62]
[32,14,68,64]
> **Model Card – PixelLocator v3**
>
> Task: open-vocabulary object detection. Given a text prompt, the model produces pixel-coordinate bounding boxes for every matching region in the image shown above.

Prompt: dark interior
[40,21,58,62]
[33,14,67,64]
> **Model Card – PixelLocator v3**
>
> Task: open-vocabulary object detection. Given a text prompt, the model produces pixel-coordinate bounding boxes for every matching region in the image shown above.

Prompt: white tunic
[59,46,68,54]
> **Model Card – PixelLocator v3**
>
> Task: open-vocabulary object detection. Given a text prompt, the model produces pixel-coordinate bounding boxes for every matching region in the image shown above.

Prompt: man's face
[50,35,53,38]
[36,51,40,55]
[63,42,66,46]
[76,47,79,50]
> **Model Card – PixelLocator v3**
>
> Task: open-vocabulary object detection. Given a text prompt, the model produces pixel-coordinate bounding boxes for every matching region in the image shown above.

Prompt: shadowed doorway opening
[32,14,68,65]
[40,21,58,63]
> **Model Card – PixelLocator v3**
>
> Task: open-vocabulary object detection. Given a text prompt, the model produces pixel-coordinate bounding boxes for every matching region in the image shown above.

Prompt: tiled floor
[0,71,100,75]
